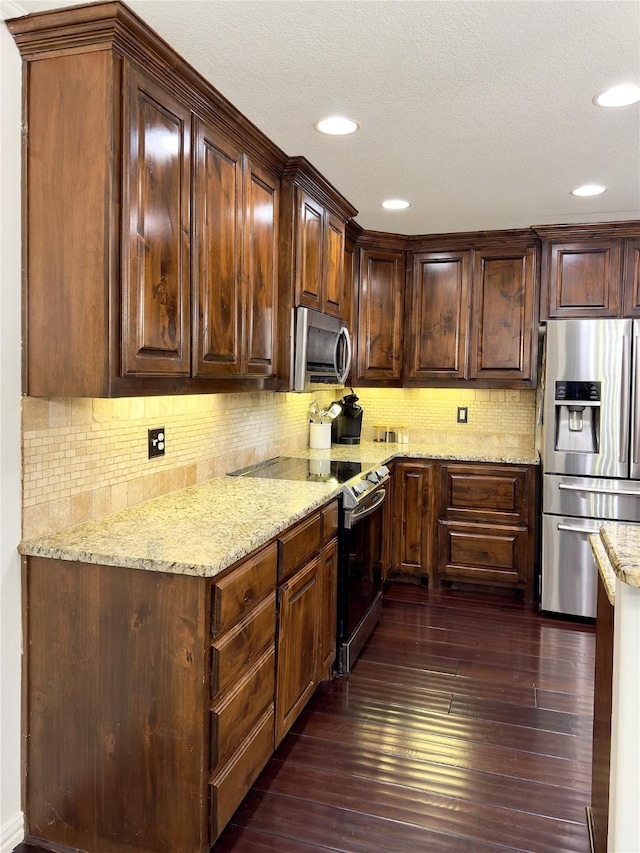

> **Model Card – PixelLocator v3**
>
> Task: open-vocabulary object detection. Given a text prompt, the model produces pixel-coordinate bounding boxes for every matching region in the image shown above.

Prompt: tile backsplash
[22,387,536,538]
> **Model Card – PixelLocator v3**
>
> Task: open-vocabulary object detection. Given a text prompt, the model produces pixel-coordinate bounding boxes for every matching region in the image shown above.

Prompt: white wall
[0,2,25,848]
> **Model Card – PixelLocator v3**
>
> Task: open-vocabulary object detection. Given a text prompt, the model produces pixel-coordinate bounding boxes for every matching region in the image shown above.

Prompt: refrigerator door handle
[558,482,640,498]
[557,523,601,535]
[632,332,639,467]
[620,334,630,464]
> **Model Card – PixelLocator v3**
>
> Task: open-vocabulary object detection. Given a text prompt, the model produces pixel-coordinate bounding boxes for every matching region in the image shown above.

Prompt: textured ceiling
[10,0,640,234]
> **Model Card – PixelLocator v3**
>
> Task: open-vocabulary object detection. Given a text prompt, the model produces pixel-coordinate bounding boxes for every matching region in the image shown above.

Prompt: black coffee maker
[331,392,363,445]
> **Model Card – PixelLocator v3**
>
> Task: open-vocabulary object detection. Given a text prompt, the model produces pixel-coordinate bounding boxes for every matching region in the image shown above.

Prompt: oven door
[337,483,387,673]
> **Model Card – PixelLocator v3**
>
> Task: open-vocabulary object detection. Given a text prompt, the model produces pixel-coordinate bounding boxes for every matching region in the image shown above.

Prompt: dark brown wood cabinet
[10,3,285,397]
[121,63,192,378]
[390,459,436,584]
[23,542,278,852]
[355,244,406,384]
[437,462,536,599]
[405,250,470,382]
[192,120,279,379]
[404,233,538,387]
[537,222,640,320]
[275,499,339,745]
[589,571,615,853]
[469,245,536,383]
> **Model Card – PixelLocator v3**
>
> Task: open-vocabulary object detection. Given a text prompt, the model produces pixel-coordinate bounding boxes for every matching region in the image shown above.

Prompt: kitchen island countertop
[19,441,538,578]
[590,523,640,604]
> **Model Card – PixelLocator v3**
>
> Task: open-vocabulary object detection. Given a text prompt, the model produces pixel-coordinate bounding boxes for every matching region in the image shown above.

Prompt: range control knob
[377,465,390,478]
[366,471,380,484]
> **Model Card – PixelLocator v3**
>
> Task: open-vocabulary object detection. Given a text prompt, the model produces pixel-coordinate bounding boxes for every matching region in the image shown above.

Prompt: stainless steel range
[230,456,390,672]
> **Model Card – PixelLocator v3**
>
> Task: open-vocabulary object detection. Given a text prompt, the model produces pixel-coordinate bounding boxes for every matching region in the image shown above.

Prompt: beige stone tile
[49,398,72,429]
[22,504,49,539]
[92,398,114,423]
[143,472,161,501]
[184,464,197,487]
[71,491,92,526]
[91,486,111,520]
[48,497,71,533]
[127,478,145,507]
[70,399,93,426]
[22,397,49,432]
[110,481,129,513]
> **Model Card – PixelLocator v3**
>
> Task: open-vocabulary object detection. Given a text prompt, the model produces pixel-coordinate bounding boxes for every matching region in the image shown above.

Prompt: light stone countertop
[19,441,539,579]
[600,523,640,590]
[590,533,617,606]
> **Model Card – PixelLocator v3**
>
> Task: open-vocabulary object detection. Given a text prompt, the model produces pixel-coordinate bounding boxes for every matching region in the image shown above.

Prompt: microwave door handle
[335,326,352,385]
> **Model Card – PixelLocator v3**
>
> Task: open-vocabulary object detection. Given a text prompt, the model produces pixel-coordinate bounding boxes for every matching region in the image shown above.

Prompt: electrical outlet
[148,427,165,459]
[457,407,468,424]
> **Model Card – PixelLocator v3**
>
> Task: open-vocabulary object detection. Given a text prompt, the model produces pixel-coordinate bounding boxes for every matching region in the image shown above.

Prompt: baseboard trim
[0,812,24,853]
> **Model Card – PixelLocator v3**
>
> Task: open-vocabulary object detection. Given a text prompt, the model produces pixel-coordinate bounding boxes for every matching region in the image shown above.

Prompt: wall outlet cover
[148,427,165,458]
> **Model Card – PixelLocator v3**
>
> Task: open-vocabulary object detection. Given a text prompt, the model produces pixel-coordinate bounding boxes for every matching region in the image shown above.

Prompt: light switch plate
[457,407,468,424]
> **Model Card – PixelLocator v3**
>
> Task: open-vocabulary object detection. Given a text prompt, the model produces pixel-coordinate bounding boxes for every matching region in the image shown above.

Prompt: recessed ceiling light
[381,199,411,210]
[314,116,359,136]
[572,184,606,197]
[594,84,640,107]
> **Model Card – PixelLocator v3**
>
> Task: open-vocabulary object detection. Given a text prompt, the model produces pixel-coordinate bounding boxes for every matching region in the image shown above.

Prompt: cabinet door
[296,191,324,312]
[244,161,279,376]
[121,64,191,377]
[541,239,621,319]
[324,212,345,318]
[405,250,471,382]
[391,462,433,583]
[469,246,536,383]
[317,539,338,680]
[622,238,640,317]
[192,119,243,376]
[355,248,405,383]
[275,558,319,745]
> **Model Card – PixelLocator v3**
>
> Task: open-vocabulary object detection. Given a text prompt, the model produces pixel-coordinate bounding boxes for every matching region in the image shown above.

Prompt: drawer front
[441,464,529,525]
[210,592,276,698]
[438,520,526,585]
[278,512,321,580]
[209,706,275,843]
[211,543,277,637]
[321,500,339,544]
[210,645,275,772]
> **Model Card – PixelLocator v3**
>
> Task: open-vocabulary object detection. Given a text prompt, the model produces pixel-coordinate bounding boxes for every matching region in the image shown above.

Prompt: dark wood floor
[214,583,596,853]
[15,584,596,853]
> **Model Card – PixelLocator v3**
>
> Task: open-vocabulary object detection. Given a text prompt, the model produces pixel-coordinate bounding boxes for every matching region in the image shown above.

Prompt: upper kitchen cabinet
[280,158,357,319]
[404,231,539,387]
[9,1,286,397]
[537,222,640,320]
[354,236,407,385]
[192,118,279,379]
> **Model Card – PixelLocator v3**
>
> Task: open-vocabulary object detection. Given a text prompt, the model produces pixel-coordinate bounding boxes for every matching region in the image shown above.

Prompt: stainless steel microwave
[293,306,352,392]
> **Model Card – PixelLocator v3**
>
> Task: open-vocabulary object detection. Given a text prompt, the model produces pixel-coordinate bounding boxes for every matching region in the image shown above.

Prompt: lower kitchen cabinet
[390,459,436,585]
[22,497,341,853]
[274,500,340,746]
[436,462,536,600]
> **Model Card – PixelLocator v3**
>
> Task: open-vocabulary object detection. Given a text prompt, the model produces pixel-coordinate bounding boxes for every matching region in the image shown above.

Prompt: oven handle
[346,488,386,525]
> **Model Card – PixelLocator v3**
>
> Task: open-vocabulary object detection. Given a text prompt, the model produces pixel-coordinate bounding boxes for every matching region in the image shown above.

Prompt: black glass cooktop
[230,456,362,485]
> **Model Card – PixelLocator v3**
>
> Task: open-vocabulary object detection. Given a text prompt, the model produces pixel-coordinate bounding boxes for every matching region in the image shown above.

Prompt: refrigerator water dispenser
[554,381,600,454]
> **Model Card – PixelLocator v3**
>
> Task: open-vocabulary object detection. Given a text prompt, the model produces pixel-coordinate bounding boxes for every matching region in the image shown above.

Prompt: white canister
[309,422,332,449]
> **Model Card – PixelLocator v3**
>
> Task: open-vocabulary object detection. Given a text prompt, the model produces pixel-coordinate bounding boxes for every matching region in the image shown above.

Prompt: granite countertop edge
[589,534,617,606]
[599,523,640,590]
[19,442,539,579]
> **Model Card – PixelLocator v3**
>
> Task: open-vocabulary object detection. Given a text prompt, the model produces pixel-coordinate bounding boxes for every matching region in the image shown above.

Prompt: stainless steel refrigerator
[541,319,640,618]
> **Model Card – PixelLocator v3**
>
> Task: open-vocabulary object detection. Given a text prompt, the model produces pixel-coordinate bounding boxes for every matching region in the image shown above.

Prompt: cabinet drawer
[211,543,277,637]
[278,512,321,580]
[438,520,526,585]
[210,646,275,772]
[441,464,529,525]
[209,706,275,843]
[321,500,339,544]
[210,592,275,698]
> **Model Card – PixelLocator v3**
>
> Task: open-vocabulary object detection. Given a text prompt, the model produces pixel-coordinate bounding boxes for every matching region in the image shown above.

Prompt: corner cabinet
[354,243,406,385]
[436,462,536,600]
[9,3,284,397]
[404,233,538,387]
[537,222,640,320]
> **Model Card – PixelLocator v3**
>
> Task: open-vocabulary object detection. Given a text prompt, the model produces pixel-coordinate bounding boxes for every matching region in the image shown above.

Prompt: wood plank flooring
[15,584,595,853]
[215,584,595,853]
